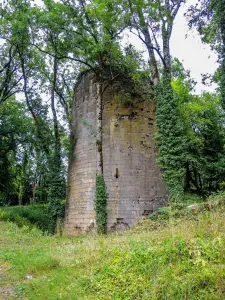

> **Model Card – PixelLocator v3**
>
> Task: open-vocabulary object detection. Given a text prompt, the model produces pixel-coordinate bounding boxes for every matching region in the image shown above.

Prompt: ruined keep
[65,73,167,235]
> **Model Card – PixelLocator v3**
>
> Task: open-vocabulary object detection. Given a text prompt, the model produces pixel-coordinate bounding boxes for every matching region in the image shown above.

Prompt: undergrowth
[0,195,224,299]
[0,205,48,232]
[149,192,225,221]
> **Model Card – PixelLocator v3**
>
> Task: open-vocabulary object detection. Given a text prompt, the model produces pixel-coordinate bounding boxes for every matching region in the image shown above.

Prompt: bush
[148,192,225,221]
[0,205,49,232]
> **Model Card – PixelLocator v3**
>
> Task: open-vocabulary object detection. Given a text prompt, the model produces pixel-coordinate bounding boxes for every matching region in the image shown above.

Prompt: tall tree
[0,98,34,205]
[188,0,225,108]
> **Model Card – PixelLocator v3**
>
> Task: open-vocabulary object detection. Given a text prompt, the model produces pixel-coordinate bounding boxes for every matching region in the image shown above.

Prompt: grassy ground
[0,204,224,299]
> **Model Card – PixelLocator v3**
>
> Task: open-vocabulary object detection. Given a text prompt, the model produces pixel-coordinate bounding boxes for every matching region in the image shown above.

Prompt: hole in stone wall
[110,219,129,231]
[115,168,119,179]
[116,218,124,223]
[142,210,153,216]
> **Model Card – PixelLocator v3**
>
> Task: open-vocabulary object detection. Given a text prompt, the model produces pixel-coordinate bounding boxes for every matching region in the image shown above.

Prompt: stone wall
[65,73,97,235]
[65,73,167,235]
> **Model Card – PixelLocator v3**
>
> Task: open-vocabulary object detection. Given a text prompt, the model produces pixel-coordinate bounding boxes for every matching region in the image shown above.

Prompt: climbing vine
[155,74,187,201]
[94,175,108,234]
[47,153,66,234]
[47,179,66,234]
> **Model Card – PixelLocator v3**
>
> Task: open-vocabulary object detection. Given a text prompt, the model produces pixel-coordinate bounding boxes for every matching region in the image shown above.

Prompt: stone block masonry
[65,73,167,235]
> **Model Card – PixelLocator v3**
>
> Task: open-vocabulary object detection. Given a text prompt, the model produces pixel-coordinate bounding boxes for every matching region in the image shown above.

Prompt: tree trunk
[137,8,159,85]
[220,0,225,109]
[162,24,172,78]
[51,56,61,164]
[32,169,38,204]
[145,33,160,85]
[18,150,27,205]
[19,52,39,127]
[18,49,49,154]
[184,162,191,191]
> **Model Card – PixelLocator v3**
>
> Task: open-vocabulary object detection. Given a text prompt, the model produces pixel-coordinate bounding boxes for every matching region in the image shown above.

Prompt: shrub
[0,205,49,232]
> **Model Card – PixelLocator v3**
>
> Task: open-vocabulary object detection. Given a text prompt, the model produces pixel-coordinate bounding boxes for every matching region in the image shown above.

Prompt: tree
[0,44,22,105]
[188,0,225,108]
[172,66,225,194]
[0,98,34,205]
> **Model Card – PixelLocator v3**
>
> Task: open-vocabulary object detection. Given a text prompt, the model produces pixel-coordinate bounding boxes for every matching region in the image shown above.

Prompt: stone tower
[65,73,167,235]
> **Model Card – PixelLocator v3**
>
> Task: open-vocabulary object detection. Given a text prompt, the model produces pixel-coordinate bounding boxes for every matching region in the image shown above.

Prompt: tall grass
[0,198,224,299]
[0,205,48,232]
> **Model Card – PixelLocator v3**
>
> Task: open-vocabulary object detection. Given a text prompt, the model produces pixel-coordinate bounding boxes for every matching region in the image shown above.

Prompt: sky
[124,0,218,94]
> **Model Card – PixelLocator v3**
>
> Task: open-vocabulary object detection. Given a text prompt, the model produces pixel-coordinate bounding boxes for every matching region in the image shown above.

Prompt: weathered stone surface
[65,73,167,235]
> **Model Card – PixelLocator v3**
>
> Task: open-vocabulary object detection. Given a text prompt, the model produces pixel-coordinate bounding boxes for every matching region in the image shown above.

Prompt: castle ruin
[65,73,167,235]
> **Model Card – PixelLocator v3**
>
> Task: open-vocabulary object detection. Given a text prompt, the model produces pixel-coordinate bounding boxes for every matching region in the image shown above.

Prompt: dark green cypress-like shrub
[95,175,108,234]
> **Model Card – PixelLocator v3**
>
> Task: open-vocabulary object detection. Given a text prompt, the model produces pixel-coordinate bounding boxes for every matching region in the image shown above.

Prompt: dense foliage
[0,99,35,205]
[0,204,49,231]
[156,75,187,200]
[0,0,225,232]
[0,1,225,298]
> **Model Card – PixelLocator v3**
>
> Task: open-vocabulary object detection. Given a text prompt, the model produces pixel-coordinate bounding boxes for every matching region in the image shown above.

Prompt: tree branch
[130,29,167,68]
[31,43,95,71]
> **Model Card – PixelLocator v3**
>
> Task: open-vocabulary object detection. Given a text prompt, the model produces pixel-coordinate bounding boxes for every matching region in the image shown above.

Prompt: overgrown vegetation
[0,205,49,232]
[0,1,224,297]
[156,75,187,200]
[47,153,66,234]
[95,175,108,234]
[149,192,225,221]
[1,0,225,232]
[0,197,224,299]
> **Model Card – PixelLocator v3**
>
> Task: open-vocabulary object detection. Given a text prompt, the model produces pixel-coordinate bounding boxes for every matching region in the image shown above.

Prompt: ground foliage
[0,197,224,299]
